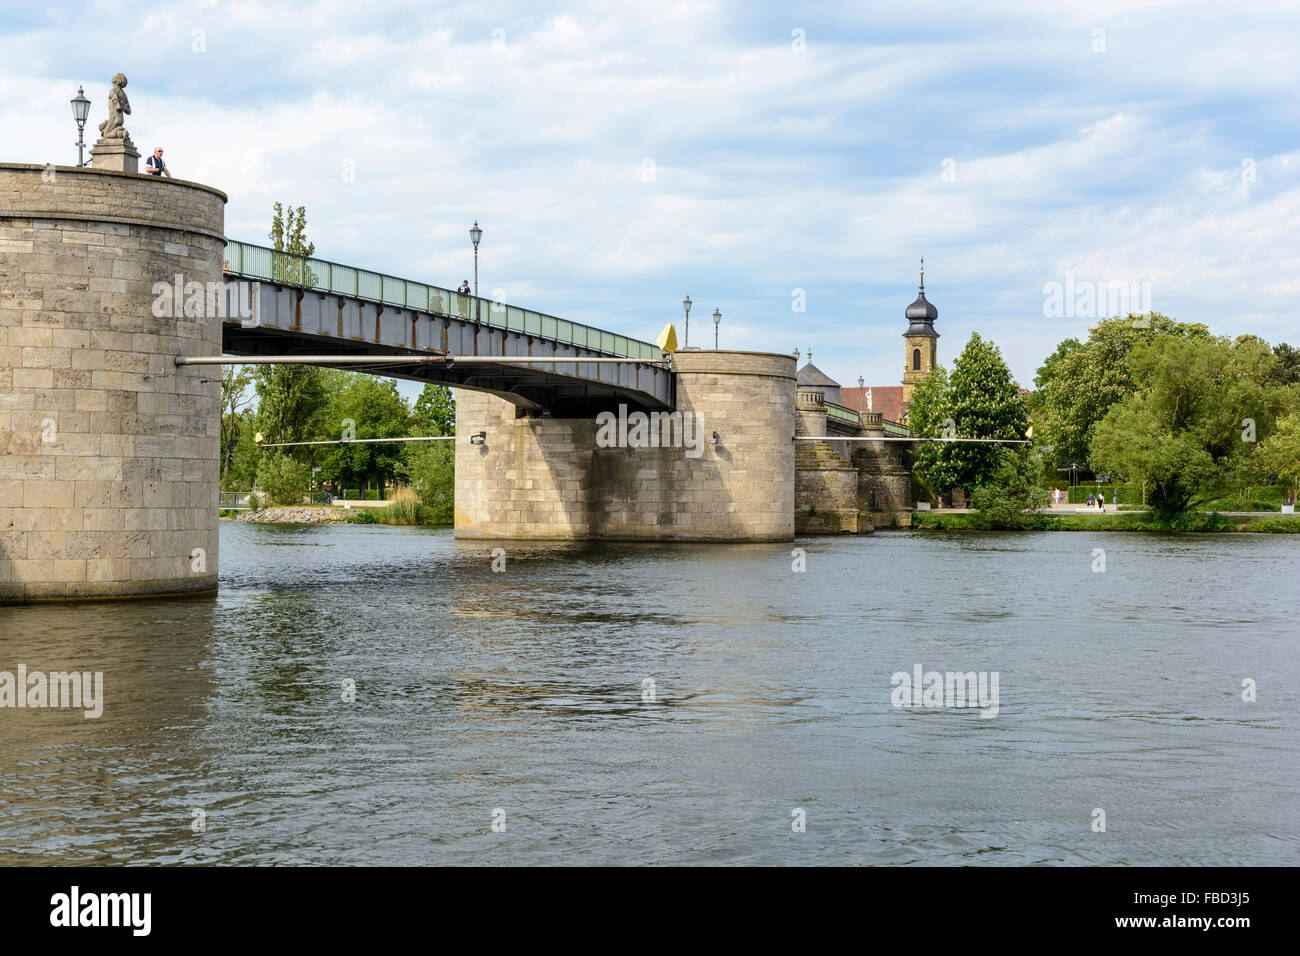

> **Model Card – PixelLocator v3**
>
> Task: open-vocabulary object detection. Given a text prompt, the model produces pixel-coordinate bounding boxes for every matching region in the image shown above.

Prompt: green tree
[1089,335,1284,518]
[907,363,950,497]
[400,440,455,523]
[316,373,412,495]
[413,383,456,436]
[269,201,317,288]
[1269,343,1300,387]
[1036,314,1211,466]
[969,447,1050,529]
[253,364,330,459]
[256,451,311,505]
[1030,336,1081,412]
[912,333,1027,494]
[1254,408,1300,505]
[223,407,260,491]
[220,365,254,483]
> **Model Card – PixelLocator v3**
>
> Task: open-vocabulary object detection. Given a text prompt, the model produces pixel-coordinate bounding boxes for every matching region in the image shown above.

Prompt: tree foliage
[911,333,1027,494]
[220,366,254,487]
[256,451,312,506]
[906,363,948,499]
[1269,343,1300,387]
[413,383,456,436]
[316,373,413,492]
[1035,313,1211,467]
[400,440,456,523]
[269,201,317,288]
[1089,335,1287,518]
[969,447,1051,529]
[253,364,329,453]
[1254,408,1300,504]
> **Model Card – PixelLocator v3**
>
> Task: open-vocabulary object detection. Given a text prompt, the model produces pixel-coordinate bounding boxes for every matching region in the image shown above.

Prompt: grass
[911,511,1299,533]
[380,488,423,525]
[1241,515,1300,533]
[343,488,453,526]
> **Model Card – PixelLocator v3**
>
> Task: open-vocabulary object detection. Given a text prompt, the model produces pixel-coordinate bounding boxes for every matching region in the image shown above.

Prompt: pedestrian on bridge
[145,146,171,178]
[458,280,471,295]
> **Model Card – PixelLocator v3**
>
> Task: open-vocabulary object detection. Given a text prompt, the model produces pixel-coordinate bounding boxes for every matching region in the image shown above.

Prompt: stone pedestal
[89,137,140,174]
[454,350,796,541]
[0,163,227,602]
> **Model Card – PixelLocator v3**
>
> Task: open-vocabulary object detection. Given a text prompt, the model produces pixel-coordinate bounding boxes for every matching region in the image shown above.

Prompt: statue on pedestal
[97,72,134,146]
[89,72,140,173]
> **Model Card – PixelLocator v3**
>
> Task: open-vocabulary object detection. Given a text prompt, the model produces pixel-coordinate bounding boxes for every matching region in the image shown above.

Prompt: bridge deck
[220,240,673,414]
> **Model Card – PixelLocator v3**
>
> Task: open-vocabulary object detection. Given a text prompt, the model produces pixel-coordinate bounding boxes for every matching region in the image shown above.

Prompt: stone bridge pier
[455,350,796,541]
[1,163,226,602]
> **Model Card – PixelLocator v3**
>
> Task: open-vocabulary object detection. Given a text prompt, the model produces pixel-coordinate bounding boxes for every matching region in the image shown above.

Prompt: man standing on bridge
[145,146,171,178]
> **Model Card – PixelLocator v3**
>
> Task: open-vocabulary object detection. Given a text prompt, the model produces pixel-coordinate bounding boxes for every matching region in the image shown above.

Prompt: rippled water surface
[1,524,1297,865]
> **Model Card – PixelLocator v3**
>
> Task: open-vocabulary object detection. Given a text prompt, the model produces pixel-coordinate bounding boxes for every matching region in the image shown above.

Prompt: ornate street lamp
[71,86,91,167]
[468,221,482,296]
[682,295,692,348]
[712,308,721,349]
[858,375,865,414]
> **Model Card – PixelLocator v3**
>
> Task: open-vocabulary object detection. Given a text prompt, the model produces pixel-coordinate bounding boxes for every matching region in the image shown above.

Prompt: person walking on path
[145,147,171,178]
[1098,491,1106,511]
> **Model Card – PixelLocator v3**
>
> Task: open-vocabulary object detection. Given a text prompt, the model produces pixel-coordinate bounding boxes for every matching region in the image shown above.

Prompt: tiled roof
[796,362,840,388]
[839,386,907,424]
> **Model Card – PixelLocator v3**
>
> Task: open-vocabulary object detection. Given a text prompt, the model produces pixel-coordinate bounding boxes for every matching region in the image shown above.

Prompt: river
[1,524,1296,865]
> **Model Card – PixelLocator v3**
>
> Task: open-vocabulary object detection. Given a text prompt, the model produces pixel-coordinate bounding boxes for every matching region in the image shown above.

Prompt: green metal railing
[825,401,912,437]
[825,402,862,427]
[222,239,664,361]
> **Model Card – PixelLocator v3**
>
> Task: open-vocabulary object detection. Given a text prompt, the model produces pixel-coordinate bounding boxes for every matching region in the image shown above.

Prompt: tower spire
[919,256,925,293]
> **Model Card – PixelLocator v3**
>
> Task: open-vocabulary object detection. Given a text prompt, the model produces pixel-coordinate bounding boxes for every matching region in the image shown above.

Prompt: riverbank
[911,511,1300,532]
[226,507,349,524]
[221,505,451,527]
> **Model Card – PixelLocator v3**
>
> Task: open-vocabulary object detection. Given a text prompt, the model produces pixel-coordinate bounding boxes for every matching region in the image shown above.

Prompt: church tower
[902,258,939,408]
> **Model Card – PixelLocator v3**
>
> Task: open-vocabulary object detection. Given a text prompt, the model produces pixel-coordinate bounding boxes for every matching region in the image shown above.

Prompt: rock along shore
[226,507,350,524]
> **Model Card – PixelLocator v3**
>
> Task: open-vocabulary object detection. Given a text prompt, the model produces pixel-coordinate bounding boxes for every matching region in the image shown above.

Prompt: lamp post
[71,86,90,167]
[712,308,721,349]
[682,295,692,348]
[858,376,864,414]
[469,221,482,296]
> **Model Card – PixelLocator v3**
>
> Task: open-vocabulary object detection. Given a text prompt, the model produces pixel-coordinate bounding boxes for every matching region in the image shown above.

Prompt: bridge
[219,239,673,415]
[1,159,910,602]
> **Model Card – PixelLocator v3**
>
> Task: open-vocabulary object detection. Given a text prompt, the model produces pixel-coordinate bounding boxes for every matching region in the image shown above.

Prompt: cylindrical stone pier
[0,163,226,602]
[455,349,796,541]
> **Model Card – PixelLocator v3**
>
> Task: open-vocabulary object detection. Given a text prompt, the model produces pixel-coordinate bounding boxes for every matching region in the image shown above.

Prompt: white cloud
[2,0,1297,394]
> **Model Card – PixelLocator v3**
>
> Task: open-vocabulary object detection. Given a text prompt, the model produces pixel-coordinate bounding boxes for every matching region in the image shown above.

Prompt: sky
[4,0,1299,396]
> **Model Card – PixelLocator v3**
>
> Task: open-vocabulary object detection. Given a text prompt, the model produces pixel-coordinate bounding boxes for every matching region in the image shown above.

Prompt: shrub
[969,449,1050,529]
[1243,516,1300,533]
[399,440,455,523]
[255,452,311,506]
